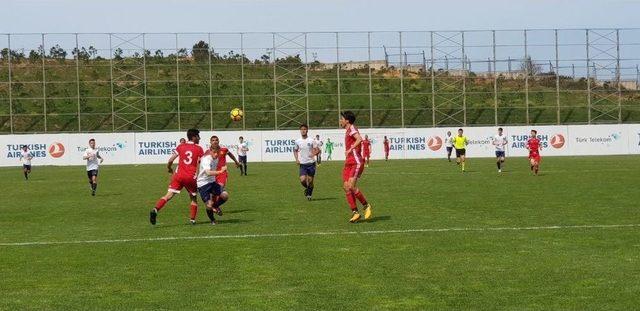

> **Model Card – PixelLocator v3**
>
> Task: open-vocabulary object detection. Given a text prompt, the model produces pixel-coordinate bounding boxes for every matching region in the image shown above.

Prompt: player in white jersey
[19,145,34,180]
[492,127,508,173]
[293,124,320,201]
[444,131,454,162]
[82,138,103,196]
[237,136,249,176]
[196,144,227,225]
[314,134,324,166]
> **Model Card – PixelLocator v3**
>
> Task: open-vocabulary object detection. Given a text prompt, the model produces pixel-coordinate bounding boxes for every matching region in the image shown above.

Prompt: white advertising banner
[628,124,640,155]
[567,124,629,155]
[0,124,637,167]
[506,125,570,157]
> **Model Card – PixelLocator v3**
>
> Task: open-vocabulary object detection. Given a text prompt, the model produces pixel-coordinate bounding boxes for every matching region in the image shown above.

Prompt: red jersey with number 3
[345,125,363,165]
[527,138,541,157]
[176,142,204,179]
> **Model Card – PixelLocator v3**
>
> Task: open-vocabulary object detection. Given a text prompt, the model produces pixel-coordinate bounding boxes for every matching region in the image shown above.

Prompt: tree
[49,44,67,60]
[192,40,209,63]
[520,56,542,77]
[28,50,41,62]
[72,47,90,61]
[87,46,98,59]
[114,48,123,60]
[260,54,270,64]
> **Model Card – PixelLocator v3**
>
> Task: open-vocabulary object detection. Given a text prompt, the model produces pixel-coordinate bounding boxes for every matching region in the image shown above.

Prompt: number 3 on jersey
[183,151,193,165]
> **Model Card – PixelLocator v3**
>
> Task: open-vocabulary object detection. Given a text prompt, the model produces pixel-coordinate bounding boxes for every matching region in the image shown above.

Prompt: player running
[340,111,372,223]
[197,137,228,225]
[526,129,542,176]
[325,138,334,161]
[19,145,33,180]
[492,127,508,172]
[150,129,204,225]
[314,134,323,166]
[294,124,320,201]
[444,131,454,162]
[452,128,468,172]
[362,134,371,167]
[237,136,248,176]
[208,135,240,216]
[82,138,103,196]
[383,136,390,161]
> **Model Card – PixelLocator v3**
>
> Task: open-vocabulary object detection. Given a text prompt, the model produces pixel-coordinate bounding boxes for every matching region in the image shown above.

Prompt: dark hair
[531,129,537,135]
[341,111,356,124]
[239,136,244,139]
[498,127,503,131]
[458,128,463,132]
[89,138,95,143]
[186,129,200,141]
[21,145,27,149]
[210,135,218,140]
[299,124,308,129]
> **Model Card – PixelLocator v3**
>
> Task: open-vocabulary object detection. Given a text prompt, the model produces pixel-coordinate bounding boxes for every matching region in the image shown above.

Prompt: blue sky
[1,0,639,33]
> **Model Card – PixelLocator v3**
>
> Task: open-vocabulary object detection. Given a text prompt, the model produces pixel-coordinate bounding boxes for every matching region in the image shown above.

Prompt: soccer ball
[230,108,243,121]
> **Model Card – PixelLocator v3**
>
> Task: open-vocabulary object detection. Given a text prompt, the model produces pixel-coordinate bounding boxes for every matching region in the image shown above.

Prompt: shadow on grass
[365,215,391,223]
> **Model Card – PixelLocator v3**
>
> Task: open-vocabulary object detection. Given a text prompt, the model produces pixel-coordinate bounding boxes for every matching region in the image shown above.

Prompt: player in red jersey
[526,129,542,175]
[340,111,372,223]
[383,136,390,161]
[362,134,371,167]
[150,129,204,225]
[207,135,240,218]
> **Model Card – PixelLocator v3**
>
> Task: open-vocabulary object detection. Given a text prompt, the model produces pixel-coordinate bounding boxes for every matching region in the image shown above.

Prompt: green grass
[1,156,639,310]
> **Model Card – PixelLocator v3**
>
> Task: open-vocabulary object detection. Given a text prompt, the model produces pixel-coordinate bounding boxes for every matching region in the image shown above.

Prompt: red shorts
[169,173,197,196]
[363,151,371,158]
[342,163,365,182]
[529,153,541,163]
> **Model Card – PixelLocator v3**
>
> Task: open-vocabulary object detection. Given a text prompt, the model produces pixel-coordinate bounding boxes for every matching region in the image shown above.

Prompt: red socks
[345,191,357,211]
[155,198,167,211]
[354,190,367,205]
[189,203,198,220]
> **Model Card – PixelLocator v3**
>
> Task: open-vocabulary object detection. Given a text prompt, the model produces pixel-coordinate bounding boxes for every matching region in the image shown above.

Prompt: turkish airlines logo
[550,134,565,149]
[48,142,65,158]
[427,136,442,151]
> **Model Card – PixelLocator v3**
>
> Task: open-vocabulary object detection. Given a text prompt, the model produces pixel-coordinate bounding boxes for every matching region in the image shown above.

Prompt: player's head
[179,138,186,144]
[384,136,387,139]
[457,128,463,136]
[239,136,244,142]
[339,111,356,128]
[447,131,451,136]
[530,129,537,137]
[186,129,200,143]
[210,135,219,149]
[21,145,27,151]
[327,138,331,142]
[315,134,320,139]
[365,134,369,139]
[498,127,503,135]
[89,138,96,149]
[299,124,309,138]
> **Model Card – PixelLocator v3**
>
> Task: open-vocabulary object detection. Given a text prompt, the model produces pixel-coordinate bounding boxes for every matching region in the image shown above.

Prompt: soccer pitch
[1,156,639,310]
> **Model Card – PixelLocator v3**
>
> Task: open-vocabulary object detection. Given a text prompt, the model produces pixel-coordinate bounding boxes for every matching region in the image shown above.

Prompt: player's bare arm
[227,152,241,167]
[166,153,178,173]
[293,149,300,164]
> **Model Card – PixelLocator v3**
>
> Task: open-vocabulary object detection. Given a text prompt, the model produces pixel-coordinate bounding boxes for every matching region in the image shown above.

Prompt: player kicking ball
[150,129,204,225]
[208,135,240,217]
[452,128,468,172]
[197,137,228,225]
[82,139,103,196]
[340,111,372,223]
[526,129,541,176]
[294,124,320,201]
[492,127,508,172]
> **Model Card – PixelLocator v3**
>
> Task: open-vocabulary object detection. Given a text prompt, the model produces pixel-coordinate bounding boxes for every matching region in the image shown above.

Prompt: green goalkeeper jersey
[325,141,334,153]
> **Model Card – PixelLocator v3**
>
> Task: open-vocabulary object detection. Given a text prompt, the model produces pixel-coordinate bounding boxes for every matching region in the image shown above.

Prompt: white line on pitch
[0,224,638,247]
